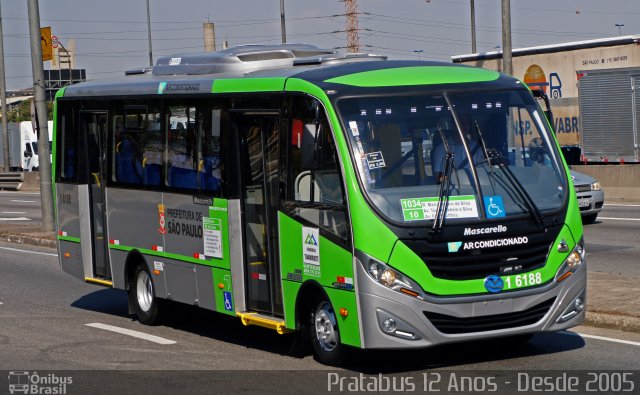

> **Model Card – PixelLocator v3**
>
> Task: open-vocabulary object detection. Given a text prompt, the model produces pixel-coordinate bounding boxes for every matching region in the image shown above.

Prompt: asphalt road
[0,191,42,224]
[1,197,639,393]
[584,203,640,277]
[1,233,640,393]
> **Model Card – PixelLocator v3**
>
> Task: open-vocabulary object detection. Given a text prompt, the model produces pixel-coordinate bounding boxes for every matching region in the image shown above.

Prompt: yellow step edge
[237,312,292,335]
[84,277,113,287]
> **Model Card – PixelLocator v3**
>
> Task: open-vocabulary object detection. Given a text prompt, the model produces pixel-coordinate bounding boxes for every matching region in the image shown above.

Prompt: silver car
[570,170,604,224]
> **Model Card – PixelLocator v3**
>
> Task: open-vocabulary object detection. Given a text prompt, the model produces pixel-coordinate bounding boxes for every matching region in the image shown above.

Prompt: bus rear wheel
[309,298,345,366]
[129,264,163,325]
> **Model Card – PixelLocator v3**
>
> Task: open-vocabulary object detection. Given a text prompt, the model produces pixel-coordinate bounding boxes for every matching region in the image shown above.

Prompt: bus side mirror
[531,89,555,133]
[24,150,32,158]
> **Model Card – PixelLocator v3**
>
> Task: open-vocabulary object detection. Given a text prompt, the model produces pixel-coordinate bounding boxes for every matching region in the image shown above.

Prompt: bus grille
[404,237,552,281]
[423,298,555,334]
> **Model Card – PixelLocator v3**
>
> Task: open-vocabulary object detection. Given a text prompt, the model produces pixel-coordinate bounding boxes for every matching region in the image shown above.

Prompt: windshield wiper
[431,124,458,234]
[473,121,545,229]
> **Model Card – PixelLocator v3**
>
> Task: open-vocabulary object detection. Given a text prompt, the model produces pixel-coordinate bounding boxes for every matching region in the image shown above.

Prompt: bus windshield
[336,88,568,225]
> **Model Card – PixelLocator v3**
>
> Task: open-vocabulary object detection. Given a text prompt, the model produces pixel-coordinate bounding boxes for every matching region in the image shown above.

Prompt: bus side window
[58,105,77,182]
[113,107,146,186]
[199,108,223,195]
[286,97,349,242]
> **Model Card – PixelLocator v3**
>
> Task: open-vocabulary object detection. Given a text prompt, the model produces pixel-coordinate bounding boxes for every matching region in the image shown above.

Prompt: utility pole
[470,0,477,53]
[501,0,513,75]
[344,0,360,53]
[146,0,153,66]
[27,0,54,232]
[280,0,286,44]
[0,0,9,171]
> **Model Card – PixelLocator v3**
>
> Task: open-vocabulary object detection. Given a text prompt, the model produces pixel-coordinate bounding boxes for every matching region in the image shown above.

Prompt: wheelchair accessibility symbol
[484,196,506,218]
[223,291,233,312]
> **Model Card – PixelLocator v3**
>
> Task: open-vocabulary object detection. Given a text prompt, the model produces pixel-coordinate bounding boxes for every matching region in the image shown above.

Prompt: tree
[6,99,53,122]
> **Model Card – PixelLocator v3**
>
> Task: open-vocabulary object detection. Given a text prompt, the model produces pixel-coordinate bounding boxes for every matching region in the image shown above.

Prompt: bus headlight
[556,239,585,282]
[365,259,424,299]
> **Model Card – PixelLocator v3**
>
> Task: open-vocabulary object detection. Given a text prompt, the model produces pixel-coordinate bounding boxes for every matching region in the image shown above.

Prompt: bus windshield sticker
[361,157,375,184]
[483,195,506,218]
[169,57,182,65]
[365,151,386,170]
[302,227,321,278]
[203,217,223,259]
[348,121,360,136]
[400,196,479,221]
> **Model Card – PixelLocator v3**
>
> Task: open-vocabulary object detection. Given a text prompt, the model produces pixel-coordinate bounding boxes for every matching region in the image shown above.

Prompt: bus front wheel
[129,264,163,325]
[309,297,345,366]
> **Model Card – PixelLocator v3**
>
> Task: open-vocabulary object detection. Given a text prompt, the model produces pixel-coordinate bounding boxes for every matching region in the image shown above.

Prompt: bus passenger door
[235,113,283,316]
[80,111,111,279]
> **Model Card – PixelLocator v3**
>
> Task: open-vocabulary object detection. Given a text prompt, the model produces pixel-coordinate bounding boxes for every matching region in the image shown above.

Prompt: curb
[0,233,56,249]
[584,311,640,334]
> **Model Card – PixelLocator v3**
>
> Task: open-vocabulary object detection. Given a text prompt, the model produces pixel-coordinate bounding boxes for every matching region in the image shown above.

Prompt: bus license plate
[578,199,590,208]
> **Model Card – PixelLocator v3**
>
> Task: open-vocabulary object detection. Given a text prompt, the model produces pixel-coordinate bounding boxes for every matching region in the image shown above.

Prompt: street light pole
[501,0,513,75]
[0,1,10,171]
[470,0,477,53]
[280,0,287,44]
[413,49,424,61]
[146,0,153,66]
[27,0,54,232]
[615,23,624,36]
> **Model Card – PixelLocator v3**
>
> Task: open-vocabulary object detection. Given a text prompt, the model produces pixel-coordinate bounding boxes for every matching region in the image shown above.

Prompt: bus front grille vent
[423,297,555,334]
[404,236,553,281]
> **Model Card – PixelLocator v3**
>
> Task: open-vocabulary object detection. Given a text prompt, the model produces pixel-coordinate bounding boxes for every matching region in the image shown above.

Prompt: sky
[3,0,640,90]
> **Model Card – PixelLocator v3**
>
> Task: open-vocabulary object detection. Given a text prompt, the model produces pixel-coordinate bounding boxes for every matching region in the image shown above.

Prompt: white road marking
[604,203,640,207]
[9,200,36,203]
[598,217,640,221]
[85,323,176,345]
[0,246,57,257]
[0,191,40,195]
[1,211,27,214]
[0,217,31,221]
[566,331,640,347]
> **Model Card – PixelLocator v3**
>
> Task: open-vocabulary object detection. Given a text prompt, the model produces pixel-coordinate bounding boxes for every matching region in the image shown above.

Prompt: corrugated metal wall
[579,67,638,161]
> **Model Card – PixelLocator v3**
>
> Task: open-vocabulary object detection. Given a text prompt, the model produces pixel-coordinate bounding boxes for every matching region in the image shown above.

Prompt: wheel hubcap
[314,301,338,352]
[136,270,153,312]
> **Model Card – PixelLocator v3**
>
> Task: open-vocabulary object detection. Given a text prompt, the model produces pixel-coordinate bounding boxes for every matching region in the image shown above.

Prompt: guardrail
[0,172,24,191]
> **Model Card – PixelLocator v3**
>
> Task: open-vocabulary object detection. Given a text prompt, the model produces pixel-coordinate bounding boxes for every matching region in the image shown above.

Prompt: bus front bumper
[356,261,586,349]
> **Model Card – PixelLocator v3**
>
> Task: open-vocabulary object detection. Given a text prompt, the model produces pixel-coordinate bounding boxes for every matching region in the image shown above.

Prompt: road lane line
[1,211,27,214]
[0,217,31,221]
[9,200,36,203]
[85,323,176,345]
[598,217,640,221]
[565,331,640,347]
[604,203,640,207]
[0,246,57,257]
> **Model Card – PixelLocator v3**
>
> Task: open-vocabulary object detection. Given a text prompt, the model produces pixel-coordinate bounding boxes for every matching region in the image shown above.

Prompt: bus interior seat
[115,137,143,184]
[169,165,198,189]
[143,163,161,186]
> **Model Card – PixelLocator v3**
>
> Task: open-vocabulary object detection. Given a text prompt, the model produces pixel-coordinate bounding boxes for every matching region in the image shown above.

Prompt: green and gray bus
[54,44,586,365]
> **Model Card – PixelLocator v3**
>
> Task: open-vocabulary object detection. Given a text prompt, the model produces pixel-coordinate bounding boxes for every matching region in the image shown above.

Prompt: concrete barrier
[572,164,640,203]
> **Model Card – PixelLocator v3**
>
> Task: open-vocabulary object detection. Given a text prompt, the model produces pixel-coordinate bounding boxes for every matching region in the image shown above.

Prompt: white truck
[4,121,53,171]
